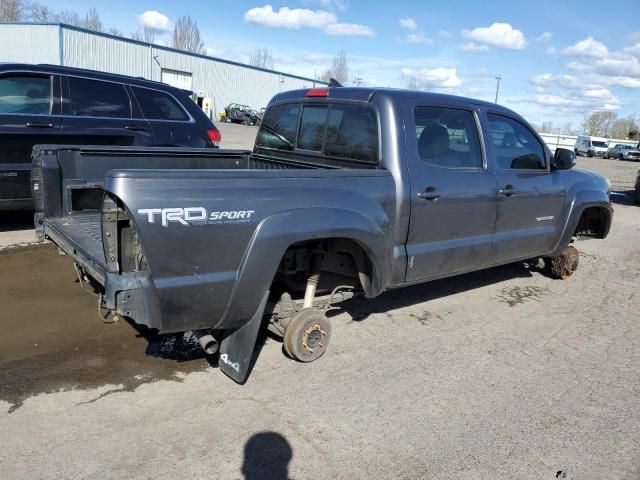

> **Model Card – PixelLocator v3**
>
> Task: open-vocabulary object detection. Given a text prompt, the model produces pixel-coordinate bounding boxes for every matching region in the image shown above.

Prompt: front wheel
[634,186,640,205]
[619,154,624,161]
[283,309,332,362]
[587,150,594,157]
[546,246,579,279]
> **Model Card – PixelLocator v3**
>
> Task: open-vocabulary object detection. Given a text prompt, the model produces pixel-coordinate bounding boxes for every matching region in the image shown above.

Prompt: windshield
[592,141,607,148]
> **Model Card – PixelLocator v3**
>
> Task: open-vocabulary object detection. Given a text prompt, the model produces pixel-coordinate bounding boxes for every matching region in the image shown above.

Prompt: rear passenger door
[405,105,498,282]
[130,86,194,146]
[0,72,61,201]
[61,76,154,147]
[484,112,565,264]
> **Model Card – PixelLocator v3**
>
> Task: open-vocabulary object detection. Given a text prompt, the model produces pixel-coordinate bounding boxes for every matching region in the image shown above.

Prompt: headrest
[418,124,450,158]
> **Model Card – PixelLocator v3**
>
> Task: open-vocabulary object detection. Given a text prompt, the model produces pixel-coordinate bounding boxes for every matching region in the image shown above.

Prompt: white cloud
[438,30,452,38]
[536,32,552,42]
[402,67,463,88]
[462,22,527,50]
[244,5,336,29]
[399,17,417,30]
[324,23,375,36]
[623,42,640,58]
[546,46,556,55]
[244,5,374,36]
[406,32,432,44]
[460,42,489,53]
[137,10,172,32]
[561,36,609,57]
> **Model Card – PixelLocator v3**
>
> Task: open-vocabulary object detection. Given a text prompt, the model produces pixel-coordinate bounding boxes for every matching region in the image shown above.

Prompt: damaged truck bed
[33,87,613,382]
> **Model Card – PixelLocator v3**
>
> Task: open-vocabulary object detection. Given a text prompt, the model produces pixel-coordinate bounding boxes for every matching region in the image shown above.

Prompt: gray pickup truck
[33,87,613,382]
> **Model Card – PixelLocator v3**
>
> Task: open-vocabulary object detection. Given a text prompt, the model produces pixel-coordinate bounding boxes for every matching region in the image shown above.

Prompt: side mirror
[553,148,576,170]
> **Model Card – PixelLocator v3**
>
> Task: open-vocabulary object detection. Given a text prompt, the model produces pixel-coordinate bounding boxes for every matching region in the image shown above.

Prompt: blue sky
[47,0,640,129]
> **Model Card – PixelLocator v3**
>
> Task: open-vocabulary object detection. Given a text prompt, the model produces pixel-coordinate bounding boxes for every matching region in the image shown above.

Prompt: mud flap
[218,291,269,383]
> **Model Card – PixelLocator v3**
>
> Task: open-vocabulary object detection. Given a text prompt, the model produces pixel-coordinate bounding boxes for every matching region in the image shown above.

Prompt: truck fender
[551,189,612,256]
[216,207,390,331]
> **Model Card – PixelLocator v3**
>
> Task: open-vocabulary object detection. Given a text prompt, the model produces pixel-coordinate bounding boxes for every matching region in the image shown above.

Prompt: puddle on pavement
[0,244,211,413]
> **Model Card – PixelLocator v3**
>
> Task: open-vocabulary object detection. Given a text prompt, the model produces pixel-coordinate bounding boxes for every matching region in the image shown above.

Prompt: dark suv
[0,63,221,210]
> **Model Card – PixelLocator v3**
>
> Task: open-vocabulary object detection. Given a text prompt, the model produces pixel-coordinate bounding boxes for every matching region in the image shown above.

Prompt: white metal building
[0,22,322,118]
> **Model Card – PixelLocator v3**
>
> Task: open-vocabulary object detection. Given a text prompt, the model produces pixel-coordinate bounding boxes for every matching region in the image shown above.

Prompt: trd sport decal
[138,207,256,227]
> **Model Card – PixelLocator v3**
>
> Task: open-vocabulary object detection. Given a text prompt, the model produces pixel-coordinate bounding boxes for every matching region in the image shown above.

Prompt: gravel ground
[0,132,638,479]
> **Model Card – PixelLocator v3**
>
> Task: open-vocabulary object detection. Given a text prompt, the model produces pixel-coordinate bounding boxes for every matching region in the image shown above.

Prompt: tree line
[534,112,638,140]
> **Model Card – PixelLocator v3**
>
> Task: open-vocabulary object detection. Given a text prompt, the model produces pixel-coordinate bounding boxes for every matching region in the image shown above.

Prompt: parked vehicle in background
[223,103,261,125]
[575,135,608,157]
[35,87,613,383]
[0,63,221,211]
[606,143,640,161]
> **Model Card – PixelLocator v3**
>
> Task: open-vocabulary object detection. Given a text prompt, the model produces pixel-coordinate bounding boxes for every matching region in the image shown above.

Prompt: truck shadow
[0,211,34,233]
[329,261,544,322]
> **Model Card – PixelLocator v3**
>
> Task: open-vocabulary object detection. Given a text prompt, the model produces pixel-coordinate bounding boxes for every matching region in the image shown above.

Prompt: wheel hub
[302,323,325,353]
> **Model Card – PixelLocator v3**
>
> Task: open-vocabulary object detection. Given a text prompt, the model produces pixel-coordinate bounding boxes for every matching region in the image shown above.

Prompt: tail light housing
[207,128,221,147]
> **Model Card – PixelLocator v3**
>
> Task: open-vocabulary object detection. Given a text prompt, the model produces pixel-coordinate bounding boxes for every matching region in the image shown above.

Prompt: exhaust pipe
[193,330,218,355]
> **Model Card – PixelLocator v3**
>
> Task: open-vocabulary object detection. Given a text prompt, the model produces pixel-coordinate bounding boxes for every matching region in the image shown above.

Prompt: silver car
[606,144,640,161]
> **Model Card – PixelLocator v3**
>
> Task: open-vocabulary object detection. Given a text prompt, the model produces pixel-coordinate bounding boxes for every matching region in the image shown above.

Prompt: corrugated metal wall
[0,23,320,118]
[0,23,60,64]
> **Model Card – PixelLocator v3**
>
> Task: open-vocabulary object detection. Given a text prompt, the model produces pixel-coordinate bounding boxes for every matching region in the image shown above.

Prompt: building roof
[0,21,324,84]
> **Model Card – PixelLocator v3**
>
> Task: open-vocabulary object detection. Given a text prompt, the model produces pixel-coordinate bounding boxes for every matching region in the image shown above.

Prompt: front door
[0,72,61,202]
[60,76,153,148]
[405,105,498,282]
[483,112,565,264]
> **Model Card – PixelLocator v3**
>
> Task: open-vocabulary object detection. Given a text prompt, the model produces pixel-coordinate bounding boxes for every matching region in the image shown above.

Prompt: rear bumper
[43,219,161,331]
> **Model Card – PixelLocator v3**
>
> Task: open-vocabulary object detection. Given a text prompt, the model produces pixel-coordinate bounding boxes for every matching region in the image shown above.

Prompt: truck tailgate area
[45,213,107,284]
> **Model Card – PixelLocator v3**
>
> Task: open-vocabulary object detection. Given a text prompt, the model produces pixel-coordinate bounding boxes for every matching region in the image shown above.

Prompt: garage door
[161,69,193,91]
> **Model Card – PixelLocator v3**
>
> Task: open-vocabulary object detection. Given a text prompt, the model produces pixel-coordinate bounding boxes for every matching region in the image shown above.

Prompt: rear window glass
[324,104,378,162]
[256,102,378,163]
[68,77,131,118]
[0,75,51,115]
[256,103,300,151]
[132,87,189,121]
[298,105,328,151]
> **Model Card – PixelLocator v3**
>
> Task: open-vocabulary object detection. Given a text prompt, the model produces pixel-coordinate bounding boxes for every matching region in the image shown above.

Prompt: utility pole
[494,74,501,104]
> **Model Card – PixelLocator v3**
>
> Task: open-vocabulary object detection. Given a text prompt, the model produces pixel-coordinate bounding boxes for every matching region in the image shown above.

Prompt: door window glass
[0,75,51,115]
[414,106,482,168]
[488,114,546,170]
[68,77,131,118]
[132,87,189,121]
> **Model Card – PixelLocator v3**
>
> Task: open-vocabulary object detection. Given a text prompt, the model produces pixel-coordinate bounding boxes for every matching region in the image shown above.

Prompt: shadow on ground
[0,211,34,233]
[0,244,548,413]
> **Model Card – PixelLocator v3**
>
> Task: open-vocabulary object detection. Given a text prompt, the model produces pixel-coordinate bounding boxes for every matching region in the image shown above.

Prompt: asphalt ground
[0,128,638,479]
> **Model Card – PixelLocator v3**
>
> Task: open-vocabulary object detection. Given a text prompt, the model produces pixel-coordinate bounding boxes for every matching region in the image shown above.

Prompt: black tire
[547,246,579,279]
[587,150,594,158]
[242,116,250,126]
[634,187,640,205]
[283,309,332,363]
[619,154,624,161]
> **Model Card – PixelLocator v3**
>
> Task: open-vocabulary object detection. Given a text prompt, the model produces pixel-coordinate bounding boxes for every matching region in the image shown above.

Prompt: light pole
[494,74,501,104]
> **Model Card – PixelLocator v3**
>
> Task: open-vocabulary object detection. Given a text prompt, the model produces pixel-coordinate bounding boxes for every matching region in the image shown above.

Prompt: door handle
[125,125,148,132]
[25,122,54,128]
[417,187,441,201]
[499,185,520,196]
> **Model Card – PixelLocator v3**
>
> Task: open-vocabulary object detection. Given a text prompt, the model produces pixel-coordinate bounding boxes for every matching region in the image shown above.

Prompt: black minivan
[0,63,221,210]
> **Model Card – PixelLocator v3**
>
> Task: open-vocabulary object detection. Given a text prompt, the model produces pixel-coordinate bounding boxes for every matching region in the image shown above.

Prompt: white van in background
[575,135,609,157]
